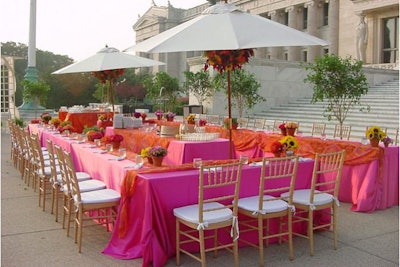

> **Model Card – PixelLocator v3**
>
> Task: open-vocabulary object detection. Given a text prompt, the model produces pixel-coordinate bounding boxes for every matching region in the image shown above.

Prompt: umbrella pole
[227,70,233,159]
[108,79,115,114]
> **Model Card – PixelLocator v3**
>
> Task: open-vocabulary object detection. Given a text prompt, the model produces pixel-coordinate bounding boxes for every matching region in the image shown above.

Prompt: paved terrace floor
[1,131,398,267]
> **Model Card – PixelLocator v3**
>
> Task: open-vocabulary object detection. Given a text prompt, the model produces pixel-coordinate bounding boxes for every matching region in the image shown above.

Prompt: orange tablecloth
[58,111,113,133]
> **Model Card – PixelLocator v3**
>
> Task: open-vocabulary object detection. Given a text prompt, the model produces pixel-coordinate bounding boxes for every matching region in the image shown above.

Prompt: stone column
[305,1,320,61]
[286,6,301,61]
[328,0,339,55]
[268,10,283,60]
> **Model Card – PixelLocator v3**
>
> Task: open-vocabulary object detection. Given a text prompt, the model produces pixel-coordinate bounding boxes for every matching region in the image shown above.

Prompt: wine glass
[239,155,249,165]
[193,158,202,168]
[119,148,127,158]
[135,155,143,165]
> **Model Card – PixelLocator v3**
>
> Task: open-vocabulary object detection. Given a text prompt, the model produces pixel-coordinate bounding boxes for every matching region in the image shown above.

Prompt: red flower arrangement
[204,49,254,73]
[270,141,284,154]
[92,69,125,83]
[278,123,286,130]
[199,119,207,126]
[133,112,141,118]
[106,134,124,143]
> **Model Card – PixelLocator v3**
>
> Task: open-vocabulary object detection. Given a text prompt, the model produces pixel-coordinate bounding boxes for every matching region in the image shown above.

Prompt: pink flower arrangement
[199,119,207,126]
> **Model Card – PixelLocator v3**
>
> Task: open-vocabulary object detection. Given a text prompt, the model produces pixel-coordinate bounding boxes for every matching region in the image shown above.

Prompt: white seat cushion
[76,172,91,181]
[78,189,121,204]
[238,195,288,214]
[281,189,334,206]
[79,179,107,193]
[173,202,232,226]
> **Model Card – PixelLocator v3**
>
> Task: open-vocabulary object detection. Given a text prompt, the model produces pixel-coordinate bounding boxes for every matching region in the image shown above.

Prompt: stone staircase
[251,79,399,141]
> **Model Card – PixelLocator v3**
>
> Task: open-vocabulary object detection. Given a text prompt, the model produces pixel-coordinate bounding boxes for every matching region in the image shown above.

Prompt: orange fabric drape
[59,111,114,133]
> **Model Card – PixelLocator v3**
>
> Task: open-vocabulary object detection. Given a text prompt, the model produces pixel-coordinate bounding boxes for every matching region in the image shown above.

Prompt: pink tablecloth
[102,161,316,267]
[163,138,230,166]
[339,146,399,212]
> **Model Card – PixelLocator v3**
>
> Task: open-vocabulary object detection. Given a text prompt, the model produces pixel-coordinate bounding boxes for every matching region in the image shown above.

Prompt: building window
[284,52,288,61]
[382,17,398,63]
[323,48,329,55]
[302,50,308,62]
[303,8,308,29]
[323,3,329,26]
[1,65,10,113]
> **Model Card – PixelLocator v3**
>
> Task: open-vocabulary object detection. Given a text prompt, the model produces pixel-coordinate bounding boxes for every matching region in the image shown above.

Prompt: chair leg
[333,205,337,250]
[66,198,73,237]
[288,212,294,260]
[233,227,239,267]
[175,219,181,266]
[308,209,314,256]
[199,229,206,267]
[258,216,264,267]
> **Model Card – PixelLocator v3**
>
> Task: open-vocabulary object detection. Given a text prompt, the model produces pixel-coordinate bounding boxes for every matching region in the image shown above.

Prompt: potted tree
[304,55,369,138]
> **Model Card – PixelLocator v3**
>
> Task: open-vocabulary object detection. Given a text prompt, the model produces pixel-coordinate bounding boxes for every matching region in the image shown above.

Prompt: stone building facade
[134,0,398,76]
[133,0,398,115]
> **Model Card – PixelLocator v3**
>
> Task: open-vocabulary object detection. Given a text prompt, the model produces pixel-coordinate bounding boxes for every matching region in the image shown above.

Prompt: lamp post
[18,0,45,115]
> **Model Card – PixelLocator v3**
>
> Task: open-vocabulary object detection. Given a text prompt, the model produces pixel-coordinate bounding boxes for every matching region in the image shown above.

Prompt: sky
[1,0,208,61]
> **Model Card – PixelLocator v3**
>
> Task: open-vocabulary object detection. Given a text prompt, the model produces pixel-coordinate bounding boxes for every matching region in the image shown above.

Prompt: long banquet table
[28,123,399,266]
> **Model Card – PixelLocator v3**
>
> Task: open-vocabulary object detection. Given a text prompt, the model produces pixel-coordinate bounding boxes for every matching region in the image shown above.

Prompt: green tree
[142,72,181,112]
[21,79,50,118]
[182,70,214,106]
[304,54,369,137]
[213,69,265,117]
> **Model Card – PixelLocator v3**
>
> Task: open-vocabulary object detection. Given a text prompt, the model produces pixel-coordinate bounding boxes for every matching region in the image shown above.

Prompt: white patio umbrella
[125,1,328,157]
[53,46,165,111]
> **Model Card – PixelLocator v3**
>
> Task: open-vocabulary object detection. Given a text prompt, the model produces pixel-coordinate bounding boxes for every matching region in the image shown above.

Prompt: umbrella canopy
[53,46,165,74]
[125,2,328,158]
[53,46,165,112]
[125,2,328,53]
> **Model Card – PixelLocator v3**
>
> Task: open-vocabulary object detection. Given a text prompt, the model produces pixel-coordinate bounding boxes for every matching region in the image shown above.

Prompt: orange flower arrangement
[204,49,254,73]
[92,69,125,83]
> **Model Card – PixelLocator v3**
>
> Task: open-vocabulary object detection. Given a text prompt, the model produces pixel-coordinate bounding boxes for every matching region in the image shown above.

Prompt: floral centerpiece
[58,121,75,134]
[285,122,298,136]
[279,136,299,155]
[149,145,167,157]
[106,134,124,149]
[140,147,153,164]
[149,145,167,166]
[223,117,238,129]
[133,112,141,119]
[186,114,196,125]
[154,110,164,120]
[199,119,207,127]
[270,141,284,157]
[98,114,109,121]
[382,136,393,147]
[365,126,386,147]
[30,118,41,124]
[92,69,125,84]
[204,49,254,73]
[164,111,176,121]
[141,113,147,122]
[278,122,286,135]
[41,112,52,124]
[50,117,61,128]
[97,113,112,128]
